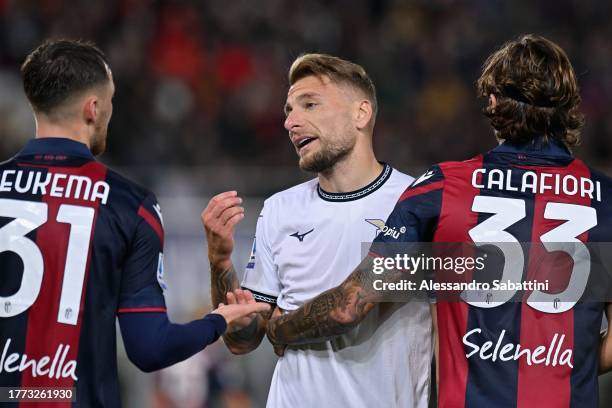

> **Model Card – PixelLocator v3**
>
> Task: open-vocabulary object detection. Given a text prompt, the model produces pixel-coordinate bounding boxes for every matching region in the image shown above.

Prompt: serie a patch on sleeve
[157,252,167,291]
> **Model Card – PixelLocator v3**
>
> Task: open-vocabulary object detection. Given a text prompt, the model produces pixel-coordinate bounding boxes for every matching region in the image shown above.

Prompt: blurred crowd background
[0,0,611,407]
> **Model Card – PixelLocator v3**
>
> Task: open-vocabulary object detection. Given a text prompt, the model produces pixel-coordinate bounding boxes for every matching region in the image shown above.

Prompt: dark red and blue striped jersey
[374,140,612,407]
[0,138,167,407]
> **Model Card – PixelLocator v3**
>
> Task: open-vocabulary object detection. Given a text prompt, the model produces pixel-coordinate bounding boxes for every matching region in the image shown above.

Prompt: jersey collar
[493,137,572,158]
[17,137,95,160]
[317,163,392,202]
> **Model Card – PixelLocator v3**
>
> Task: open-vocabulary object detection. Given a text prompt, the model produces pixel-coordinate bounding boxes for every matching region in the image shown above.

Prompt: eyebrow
[284,92,322,115]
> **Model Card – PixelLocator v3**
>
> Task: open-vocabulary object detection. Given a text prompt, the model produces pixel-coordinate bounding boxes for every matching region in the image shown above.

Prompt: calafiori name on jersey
[0,169,109,204]
[472,168,602,202]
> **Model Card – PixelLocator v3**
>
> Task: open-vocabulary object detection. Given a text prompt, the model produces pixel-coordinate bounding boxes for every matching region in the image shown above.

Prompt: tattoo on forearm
[268,256,402,345]
[209,262,240,307]
[225,315,261,342]
[209,262,269,350]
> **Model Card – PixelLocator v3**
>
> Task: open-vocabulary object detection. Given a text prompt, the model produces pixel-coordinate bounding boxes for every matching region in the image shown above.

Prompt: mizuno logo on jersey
[366,219,406,239]
[290,228,314,242]
[412,169,435,186]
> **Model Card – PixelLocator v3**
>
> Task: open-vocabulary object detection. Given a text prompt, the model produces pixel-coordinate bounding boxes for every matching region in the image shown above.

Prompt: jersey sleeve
[370,165,445,302]
[117,193,167,313]
[371,164,445,255]
[241,201,280,305]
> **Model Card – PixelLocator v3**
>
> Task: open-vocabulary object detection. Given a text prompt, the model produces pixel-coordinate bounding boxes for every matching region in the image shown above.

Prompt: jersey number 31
[0,198,94,325]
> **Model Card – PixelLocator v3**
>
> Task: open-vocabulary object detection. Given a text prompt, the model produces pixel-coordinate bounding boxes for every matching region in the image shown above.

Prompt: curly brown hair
[477,34,584,147]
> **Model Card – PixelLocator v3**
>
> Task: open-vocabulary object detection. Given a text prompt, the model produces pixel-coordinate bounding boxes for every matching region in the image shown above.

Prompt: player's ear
[83,95,98,124]
[489,94,497,110]
[355,99,373,131]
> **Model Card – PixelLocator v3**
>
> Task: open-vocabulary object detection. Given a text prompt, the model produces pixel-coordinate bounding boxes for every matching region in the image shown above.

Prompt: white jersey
[242,164,432,408]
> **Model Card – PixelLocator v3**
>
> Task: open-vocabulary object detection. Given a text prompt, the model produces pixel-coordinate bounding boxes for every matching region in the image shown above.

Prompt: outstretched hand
[211,290,270,331]
[223,288,264,332]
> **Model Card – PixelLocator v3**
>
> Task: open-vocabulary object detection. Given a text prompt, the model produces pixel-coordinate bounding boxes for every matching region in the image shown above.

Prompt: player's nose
[284,111,302,132]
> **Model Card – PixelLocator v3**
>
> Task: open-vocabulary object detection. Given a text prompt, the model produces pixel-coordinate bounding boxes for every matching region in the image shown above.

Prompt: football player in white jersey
[202,54,432,407]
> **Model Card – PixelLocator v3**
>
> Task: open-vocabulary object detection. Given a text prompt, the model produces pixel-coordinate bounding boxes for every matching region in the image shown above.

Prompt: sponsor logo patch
[289,228,314,242]
[366,219,406,240]
[157,252,167,291]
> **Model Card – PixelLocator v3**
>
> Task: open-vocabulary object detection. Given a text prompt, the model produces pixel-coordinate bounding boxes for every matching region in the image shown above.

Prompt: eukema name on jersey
[366,219,406,239]
[246,238,256,269]
[0,169,110,204]
[157,252,167,291]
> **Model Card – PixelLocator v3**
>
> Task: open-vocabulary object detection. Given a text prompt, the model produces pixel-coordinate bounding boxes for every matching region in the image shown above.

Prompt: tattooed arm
[203,191,271,354]
[209,262,271,354]
[266,168,443,347]
[267,255,403,346]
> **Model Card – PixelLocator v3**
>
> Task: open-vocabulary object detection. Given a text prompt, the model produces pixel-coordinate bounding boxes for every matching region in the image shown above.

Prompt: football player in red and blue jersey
[0,39,269,407]
[265,34,612,407]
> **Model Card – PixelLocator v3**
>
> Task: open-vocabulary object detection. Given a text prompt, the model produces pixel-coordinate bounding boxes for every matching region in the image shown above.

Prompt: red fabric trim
[516,159,590,407]
[138,206,164,244]
[399,180,444,202]
[434,157,484,408]
[21,161,107,407]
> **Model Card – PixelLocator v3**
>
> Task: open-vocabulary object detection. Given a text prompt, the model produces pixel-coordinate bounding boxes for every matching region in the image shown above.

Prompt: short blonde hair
[289,53,378,117]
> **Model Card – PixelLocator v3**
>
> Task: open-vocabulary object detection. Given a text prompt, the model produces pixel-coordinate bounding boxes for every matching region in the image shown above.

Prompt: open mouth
[297,137,316,150]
